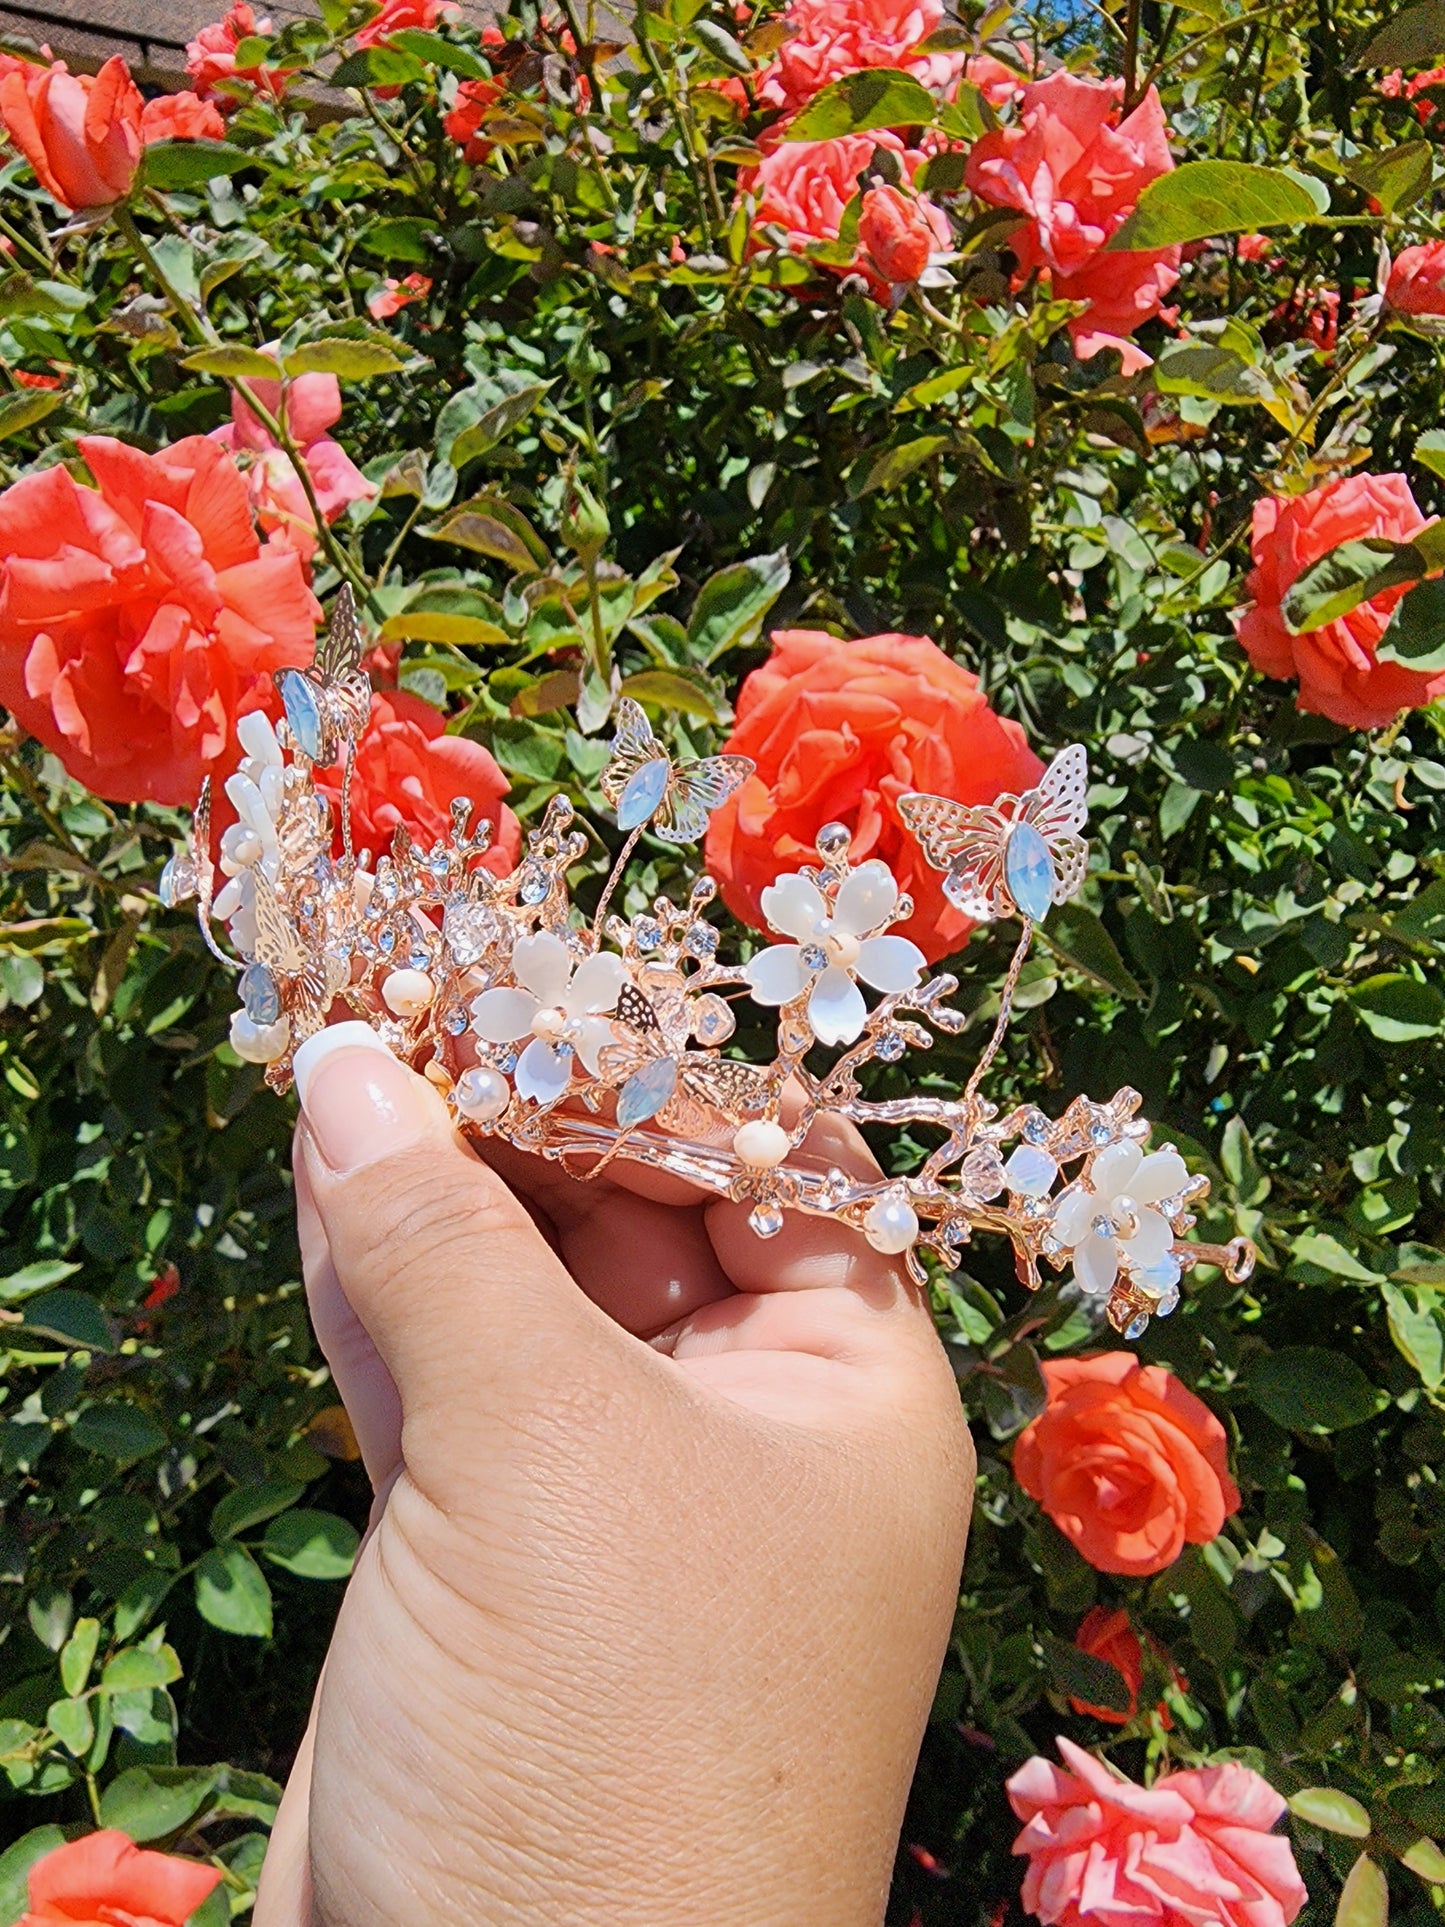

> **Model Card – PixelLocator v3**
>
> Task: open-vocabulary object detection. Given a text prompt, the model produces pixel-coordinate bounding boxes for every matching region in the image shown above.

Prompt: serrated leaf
[1335,1853,1389,1927]
[180,345,280,381]
[1280,539,1417,634]
[1289,1787,1372,1836]
[101,1645,183,1696]
[1415,428,1445,481]
[687,549,790,662]
[388,26,491,74]
[360,216,434,263]
[784,67,938,140]
[849,434,950,497]
[261,1509,358,1579]
[690,19,753,71]
[423,493,549,571]
[1038,902,1143,1001]
[283,338,404,379]
[1342,140,1434,212]
[1110,160,1327,249]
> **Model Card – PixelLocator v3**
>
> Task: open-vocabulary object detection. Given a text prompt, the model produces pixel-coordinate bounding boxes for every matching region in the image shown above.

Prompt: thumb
[292,1024,602,1448]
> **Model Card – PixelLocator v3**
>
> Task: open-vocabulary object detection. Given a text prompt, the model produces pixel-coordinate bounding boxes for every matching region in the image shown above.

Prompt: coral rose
[756,0,965,118]
[1235,472,1444,729]
[311,689,521,874]
[368,272,432,318]
[1070,1606,1144,1723]
[1013,1353,1239,1576]
[140,90,227,143]
[1008,1737,1306,1927]
[19,1829,221,1927]
[445,76,506,163]
[965,73,1180,372]
[211,353,376,562]
[1386,240,1445,316]
[704,629,1043,964]
[186,4,295,101]
[746,133,948,298]
[0,56,142,211]
[0,434,320,806]
[858,183,940,288]
[355,0,461,47]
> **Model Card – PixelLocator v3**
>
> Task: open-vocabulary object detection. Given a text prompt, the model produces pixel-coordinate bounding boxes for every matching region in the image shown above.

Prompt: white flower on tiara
[470,931,627,1106]
[743,860,926,1046]
[1050,1140,1190,1305]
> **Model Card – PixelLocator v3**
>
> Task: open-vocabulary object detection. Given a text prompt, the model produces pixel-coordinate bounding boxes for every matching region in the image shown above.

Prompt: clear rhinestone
[444,901,497,966]
[800,944,828,971]
[684,922,718,959]
[408,949,431,971]
[429,854,450,878]
[1091,1123,1112,1145]
[1155,1287,1180,1317]
[876,1031,906,1062]
[158,851,197,907]
[518,865,548,905]
[445,1006,468,1035]
[748,1202,785,1239]
[632,916,663,952]
[691,994,735,1046]
[1125,1312,1149,1340]
[379,875,398,906]
[379,927,396,954]
[959,1146,1006,1202]
[1023,1111,1050,1144]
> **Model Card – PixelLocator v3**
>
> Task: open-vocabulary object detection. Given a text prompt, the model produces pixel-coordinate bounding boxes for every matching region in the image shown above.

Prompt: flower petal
[833,858,899,935]
[759,871,826,941]
[512,929,572,1005]
[1122,1207,1173,1269]
[470,987,538,1043]
[566,950,627,1016]
[808,966,868,1045]
[1051,1186,1097,1248]
[744,943,810,1006]
[514,1036,571,1105]
[855,933,925,993]
[573,1015,615,1076]
[1074,1233,1120,1297]
[1091,1139,1142,1204]
[1132,1150,1189,1205]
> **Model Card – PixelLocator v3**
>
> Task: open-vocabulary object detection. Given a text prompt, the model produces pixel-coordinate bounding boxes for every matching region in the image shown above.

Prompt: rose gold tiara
[160,590,1255,1339]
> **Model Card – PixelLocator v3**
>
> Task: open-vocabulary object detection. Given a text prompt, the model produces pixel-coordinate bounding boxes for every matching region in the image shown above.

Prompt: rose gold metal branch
[960,919,1034,1128]
[591,825,643,942]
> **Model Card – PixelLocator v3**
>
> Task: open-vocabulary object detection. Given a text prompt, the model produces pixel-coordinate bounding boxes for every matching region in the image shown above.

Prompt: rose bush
[0,0,1444,1918]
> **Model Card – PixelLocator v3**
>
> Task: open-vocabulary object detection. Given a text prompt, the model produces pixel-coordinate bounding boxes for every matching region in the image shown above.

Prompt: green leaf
[283,338,404,379]
[210,1480,305,1542]
[1110,161,1327,249]
[143,140,259,191]
[784,67,938,140]
[114,1573,176,1645]
[1358,0,1445,68]
[1415,428,1445,481]
[1280,539,1417,634]
[208,1765,283,1825]
[0,389,62,441]
[381,585,508,646]
[1249,1347,1382,1433]
[1383,1285,1445,1391]
[423,493,549,571]
[1042,1635,1133,1714]
[360,216,434,263]
[27,1589,72,1653]
[195,1544,272,1637]
[618,667,729,723]
[1038,902,1144,1001]
[0,1259,80,1303]
[1291,1231,1381,1282]
[450,381,553,466]
[690,19,753,71]
[101,1646,183,1696]
[59,1618,99,1698]
[180,345,280,381]
[848,435,950,498]
[1342,140,1434,212]
[46,1696,92,1757]
[1289,1787,1372,1837]
[1154,341,1277,406]
[22,1290,112,1352]
[1402,1838,1445,1884]
[1335,1853,1389,1927]
[261,1509,359,1580]
[1377,578,1445,673]
[687,549,790,662]
[0,1827,66,1927]
[387,27,491,75]
[99,1765,217,1842]
[331,46,428,88]
[1350,972,1445,1043]
[71,1401,164,1459]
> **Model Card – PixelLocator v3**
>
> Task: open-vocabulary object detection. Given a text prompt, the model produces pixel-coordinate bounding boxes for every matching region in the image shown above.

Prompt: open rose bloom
[757,0,968,117]
[210,357,376,561]
[746,133,951,298]
[19,1830,220,1927]
[1008,1739,1307,1927]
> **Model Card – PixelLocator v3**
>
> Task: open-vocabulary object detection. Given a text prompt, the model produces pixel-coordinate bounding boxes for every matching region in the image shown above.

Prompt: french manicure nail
[293,1022,433,1174]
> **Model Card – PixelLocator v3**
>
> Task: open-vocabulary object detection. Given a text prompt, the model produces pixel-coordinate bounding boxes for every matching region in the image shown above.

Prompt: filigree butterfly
[898,744,1090,924]
[599,700,753,844]
[273,583,373,764]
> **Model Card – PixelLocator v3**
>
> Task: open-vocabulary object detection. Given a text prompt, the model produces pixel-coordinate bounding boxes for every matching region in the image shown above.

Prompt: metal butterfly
[598,699,753,845]
[600,982,770,1132]
[273,583,373,765]
[898,744,1090,925]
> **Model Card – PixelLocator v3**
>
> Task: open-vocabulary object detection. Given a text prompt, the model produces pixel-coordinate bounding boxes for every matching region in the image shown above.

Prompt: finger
[290,1023,613,1434]
[293,1139,403,1490]
[252,1699,315,1927]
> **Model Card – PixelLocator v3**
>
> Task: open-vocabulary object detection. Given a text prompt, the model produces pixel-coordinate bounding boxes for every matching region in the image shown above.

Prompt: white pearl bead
[732,1119,792,1168]
[531,1005,566,1040]
[230,1008,290,1065]
[382,968,435,1016]
[863,1192,919,1256]
[455,1065,511,1123]
[825,929,862,968]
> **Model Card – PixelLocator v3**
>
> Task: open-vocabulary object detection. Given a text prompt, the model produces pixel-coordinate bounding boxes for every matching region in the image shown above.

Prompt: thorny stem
[633,2,717,250]
[0,205,54,273]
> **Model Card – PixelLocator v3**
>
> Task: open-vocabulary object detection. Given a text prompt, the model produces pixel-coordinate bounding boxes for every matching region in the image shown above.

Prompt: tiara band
[160,588,1256,1341]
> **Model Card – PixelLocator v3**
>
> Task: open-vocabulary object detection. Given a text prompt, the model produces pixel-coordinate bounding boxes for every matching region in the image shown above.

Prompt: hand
[254,1023,973,1927]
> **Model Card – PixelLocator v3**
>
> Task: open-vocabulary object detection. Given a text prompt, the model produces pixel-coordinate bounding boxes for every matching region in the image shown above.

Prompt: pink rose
[959,45,1033,108]
[756,0,965,117]
[1386,240,1445,315]
[745,131,948,299]
[1008,1738,1306,1927]
[354,0,461,48]
[367,272,432,318]
[965,72,1180,371]
[858,182,942,287]
[140,90,227,143]
[185,3,296,101]
[1236,472,1444,729]
[0,56,142,211]
[210,351,376,562]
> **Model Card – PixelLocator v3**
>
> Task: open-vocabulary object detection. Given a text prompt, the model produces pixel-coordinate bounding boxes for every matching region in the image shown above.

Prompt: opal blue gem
[240,962,281,1026]
[1004,822,1055,923]
[617,1055,678,1129]
[617,757,670,831]
[278,670,324,761]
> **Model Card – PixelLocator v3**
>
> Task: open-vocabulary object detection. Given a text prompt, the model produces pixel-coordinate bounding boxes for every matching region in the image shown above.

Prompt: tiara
[159,590,1255,1341]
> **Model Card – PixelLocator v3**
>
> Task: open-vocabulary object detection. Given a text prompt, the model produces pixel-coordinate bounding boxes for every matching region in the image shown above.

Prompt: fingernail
[293,1023,433,1174]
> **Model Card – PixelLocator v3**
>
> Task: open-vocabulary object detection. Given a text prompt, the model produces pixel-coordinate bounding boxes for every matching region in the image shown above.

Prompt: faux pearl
[455,1065,510,1123]
[733,1119,791,1168]
[863,1192,919,1255]
[230,1008,290,1065]
[382,968,435,1016]
[531,1005,566,1040]
[824,928,861,968]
